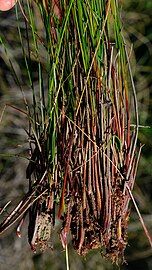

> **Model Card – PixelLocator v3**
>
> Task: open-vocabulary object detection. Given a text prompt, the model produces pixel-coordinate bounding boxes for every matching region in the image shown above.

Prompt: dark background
[0,0,152,269]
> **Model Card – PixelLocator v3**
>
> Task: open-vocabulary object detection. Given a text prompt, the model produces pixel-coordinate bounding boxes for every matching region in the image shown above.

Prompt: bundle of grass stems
[0,0,141,265]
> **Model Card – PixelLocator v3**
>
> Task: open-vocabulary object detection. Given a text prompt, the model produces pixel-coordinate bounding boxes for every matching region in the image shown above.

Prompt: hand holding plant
[0,0,17,11]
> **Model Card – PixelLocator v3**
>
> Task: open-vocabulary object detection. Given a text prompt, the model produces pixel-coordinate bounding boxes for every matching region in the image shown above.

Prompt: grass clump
[0,0,141,265]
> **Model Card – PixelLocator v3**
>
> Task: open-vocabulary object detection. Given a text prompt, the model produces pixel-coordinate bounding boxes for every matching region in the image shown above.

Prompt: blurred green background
[0,0,152,269]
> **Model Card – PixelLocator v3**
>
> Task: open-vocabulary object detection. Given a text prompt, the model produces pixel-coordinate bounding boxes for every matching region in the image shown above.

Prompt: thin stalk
[65,244,70,270]
[126,184,152,248]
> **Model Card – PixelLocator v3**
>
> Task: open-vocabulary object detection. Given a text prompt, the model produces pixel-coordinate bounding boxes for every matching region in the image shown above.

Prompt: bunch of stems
[0,0,140,264]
